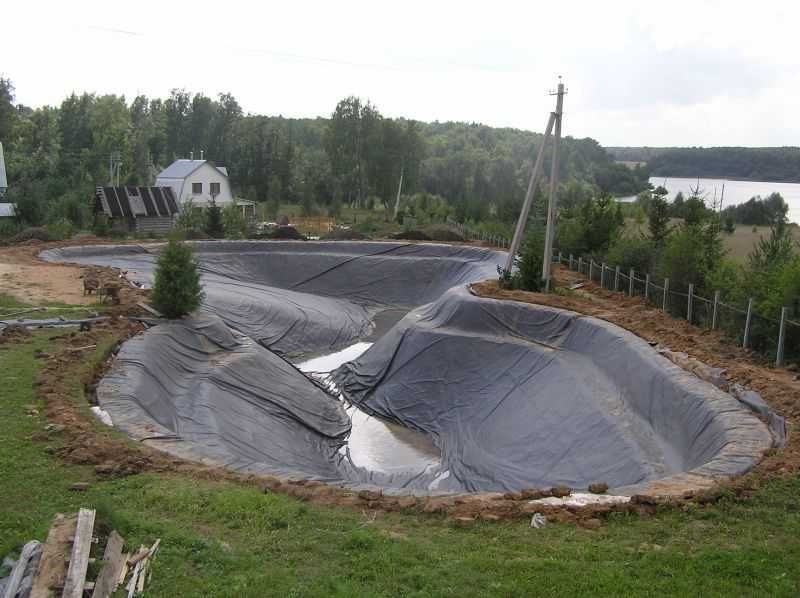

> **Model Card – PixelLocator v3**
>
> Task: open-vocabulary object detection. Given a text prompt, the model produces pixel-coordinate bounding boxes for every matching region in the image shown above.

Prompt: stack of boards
[1,509,160,598]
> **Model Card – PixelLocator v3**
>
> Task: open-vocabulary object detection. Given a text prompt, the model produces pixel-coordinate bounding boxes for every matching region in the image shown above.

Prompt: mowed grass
[1,332,799,596]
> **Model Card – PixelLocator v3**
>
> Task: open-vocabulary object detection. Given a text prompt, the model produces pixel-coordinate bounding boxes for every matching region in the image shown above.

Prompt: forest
[0,77,646,232]
[607,146,800,182]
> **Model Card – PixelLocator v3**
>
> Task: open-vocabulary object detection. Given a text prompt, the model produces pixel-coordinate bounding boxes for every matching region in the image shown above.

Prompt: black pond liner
[41,241,779,495]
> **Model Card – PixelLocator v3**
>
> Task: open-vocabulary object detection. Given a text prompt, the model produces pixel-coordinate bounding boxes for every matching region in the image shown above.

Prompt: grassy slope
[1,332,799,597]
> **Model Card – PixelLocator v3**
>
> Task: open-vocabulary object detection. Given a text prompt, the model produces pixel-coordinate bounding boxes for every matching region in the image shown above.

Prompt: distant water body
[621,177,800,224]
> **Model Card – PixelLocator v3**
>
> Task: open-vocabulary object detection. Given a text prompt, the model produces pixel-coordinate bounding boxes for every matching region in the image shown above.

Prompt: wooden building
[95,186,180,234]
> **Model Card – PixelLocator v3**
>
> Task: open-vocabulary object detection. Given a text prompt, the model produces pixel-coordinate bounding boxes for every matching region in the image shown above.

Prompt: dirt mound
[429,228,465,242]
[3,227,51,246]
[391,230,431,241]
[0,324,33,344]
[322,228,367,241]
[268,226,306,240]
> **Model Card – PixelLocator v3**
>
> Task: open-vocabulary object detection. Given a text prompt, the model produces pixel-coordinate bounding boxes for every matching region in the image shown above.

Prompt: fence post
[776,307,788,367]
[687,283,694,323]
[569,254,574,270]
[589,260,594,281]
[614,266,620,291]
[601,263,607,288]
[712,290,720,330]
[645,274,650,302]
[663,278,669,312]
[578,256,583,274]
[743,298,754,349]
[558,251,563,264]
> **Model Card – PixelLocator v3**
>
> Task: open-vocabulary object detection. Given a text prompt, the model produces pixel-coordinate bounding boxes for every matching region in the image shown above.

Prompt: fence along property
[557,252,800,368]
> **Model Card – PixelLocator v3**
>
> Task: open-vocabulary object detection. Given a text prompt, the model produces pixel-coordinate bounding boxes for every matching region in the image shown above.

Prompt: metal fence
[447,220,510,249]
[555,252,800,367]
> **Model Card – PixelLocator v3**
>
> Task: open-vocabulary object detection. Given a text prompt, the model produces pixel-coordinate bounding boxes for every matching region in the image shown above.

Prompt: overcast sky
[4,0,798,147]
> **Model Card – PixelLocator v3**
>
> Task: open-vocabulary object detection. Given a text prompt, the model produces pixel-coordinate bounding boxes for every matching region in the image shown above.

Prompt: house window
[210,182,221,196]
[192,182,202,194]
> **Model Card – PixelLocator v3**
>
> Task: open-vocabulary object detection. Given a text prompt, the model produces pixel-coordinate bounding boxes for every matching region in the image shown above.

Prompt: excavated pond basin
[42,241,777,495]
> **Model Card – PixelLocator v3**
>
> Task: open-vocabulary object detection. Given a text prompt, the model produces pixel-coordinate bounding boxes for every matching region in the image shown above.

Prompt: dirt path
[0,239,148,308]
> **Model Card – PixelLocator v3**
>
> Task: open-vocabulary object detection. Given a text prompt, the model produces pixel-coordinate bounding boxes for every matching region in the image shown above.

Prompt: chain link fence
[556,252,799,367]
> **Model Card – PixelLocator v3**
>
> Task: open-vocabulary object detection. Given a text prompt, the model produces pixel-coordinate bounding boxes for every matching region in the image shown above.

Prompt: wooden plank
[62,508,96,598]
[116,553,130,587]
[91,531,126,598]
[2,540,40,598]
[30,513,77,598]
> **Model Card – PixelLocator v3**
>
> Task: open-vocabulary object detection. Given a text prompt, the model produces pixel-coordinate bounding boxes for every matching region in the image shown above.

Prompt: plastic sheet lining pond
[44,241,778,494]
[41,241,503,355]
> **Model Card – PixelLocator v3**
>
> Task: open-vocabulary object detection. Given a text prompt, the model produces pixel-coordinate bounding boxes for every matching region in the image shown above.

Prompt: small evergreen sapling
[151,240,204,318]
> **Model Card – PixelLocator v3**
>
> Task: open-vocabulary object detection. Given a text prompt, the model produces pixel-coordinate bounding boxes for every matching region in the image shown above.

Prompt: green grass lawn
[1,331,799,596]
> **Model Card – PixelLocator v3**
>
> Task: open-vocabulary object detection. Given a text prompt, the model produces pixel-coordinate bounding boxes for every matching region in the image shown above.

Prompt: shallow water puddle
[296,343,441,475]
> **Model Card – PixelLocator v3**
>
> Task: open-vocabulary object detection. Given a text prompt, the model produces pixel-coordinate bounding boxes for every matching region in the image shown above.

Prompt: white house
[155,159,233,210]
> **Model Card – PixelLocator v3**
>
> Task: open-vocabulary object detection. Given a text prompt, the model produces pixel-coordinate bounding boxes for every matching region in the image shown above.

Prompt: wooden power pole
[541,80,566,290]
[504,78,567,291]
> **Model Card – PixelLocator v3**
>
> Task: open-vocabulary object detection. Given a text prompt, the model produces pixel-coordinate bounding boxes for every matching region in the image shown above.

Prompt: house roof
[95,186,180,219]
[0,203,16,217]
[0,142,7,189]
[156,159,228,180]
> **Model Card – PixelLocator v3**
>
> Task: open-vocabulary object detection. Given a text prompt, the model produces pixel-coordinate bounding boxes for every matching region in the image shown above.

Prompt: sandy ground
[0,242,96,305]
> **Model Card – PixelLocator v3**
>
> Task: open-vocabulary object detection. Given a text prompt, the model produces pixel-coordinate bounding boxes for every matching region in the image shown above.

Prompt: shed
[95,186,180,234]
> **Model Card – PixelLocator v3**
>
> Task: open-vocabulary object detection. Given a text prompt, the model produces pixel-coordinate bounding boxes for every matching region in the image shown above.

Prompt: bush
[391,230,431,241]
[497,229,545,292]
[222,204,250,239]
[151,240,204,318]
[607,235,656,273]
[205,204,224,238]
[44,218,74,241]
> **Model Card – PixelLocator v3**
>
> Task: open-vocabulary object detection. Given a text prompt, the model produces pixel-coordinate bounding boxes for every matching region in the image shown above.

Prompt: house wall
[156,163,233,210]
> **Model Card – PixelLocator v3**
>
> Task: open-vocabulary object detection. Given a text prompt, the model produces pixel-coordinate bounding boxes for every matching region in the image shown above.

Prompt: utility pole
[393,164,404,221]
[541,79,566,290]
[108,151,122,186]
[504,77,567,283]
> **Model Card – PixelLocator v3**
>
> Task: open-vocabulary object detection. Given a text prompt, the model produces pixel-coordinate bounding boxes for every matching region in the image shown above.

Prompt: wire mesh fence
[559,252,799,366]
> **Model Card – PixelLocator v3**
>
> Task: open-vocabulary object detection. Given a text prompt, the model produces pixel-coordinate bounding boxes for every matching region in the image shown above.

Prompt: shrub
[391,230,431,241]
[44,218,74,241]
[222,204,250,239]
[205,204,224,238]
[607,235,656,273]
[151,240,204,318]
[497,229,545,292]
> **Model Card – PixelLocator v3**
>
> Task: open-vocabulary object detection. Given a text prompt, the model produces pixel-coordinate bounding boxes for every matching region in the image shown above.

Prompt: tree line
[607,146,800,183]
[0,76,647,233]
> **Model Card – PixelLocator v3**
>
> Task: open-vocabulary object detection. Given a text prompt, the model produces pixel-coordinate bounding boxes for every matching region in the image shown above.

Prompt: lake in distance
[623,177,800,224]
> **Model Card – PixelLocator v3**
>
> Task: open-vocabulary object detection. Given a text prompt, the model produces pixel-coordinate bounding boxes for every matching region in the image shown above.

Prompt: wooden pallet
[21,509,160,598]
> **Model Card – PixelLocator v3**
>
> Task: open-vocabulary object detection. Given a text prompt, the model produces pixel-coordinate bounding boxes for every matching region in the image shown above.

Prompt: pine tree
[151,240,203,318]
[205,204,224,238]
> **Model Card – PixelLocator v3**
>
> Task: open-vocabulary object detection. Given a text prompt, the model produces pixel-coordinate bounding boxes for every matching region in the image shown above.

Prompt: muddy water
[296,343,441,475]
